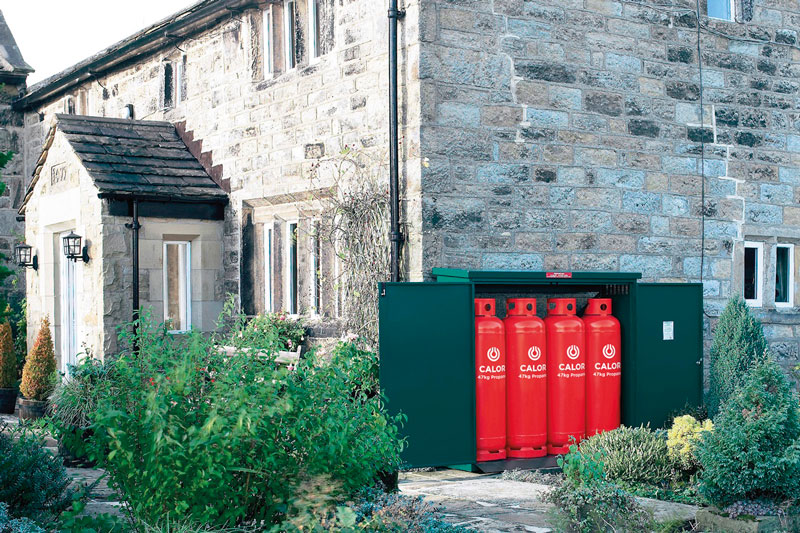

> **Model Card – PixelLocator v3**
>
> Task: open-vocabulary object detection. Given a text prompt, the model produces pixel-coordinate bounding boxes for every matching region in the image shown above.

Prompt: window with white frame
[286,222,298,314]
[177,55,187,103]
[284,0,297,71]
[775,243,795,307]
[163,241,191,332]
[743,241,763,306]
[263,6,275,76]
[65,96,76,115]
[309,0,320,60]
[708,0,735,20]
[311,221,321,314]
[264,226,274,312]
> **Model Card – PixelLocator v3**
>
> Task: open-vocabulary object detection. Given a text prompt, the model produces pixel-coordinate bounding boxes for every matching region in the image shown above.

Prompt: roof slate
[19,114,227,214]
[0,10,33,75]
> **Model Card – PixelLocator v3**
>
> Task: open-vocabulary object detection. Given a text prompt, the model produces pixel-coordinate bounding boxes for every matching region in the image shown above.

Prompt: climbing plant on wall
[0,150,17,322]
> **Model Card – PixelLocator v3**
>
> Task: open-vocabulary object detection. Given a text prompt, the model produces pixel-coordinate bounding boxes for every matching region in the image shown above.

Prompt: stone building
[0,10,32,304]
[10,0,800,376]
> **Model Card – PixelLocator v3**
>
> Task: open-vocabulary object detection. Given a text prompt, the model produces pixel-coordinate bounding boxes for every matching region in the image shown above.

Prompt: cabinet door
[379,282,475,468]
[632,283,703,428]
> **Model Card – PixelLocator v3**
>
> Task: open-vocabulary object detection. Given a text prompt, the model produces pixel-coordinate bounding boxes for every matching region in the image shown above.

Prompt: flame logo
[566,345,580,360]
[602,344,616,359]
[487,347,501,362]
[528,346,542,361]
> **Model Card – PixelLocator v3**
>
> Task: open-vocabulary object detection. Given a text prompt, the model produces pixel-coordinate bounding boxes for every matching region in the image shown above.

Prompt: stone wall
[22,0,425,331]
[0,81,27,305]
[418,0,800,376]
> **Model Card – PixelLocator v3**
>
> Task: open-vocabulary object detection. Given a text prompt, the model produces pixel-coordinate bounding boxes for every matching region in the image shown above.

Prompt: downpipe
[388,0,405,282]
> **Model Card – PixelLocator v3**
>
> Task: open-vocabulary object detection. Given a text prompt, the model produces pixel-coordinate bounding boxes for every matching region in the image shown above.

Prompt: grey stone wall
[418,0,800,376]
[0,81,27,304]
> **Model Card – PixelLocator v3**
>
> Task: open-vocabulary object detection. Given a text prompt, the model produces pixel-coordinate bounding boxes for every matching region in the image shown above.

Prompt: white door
[59,235,78,374]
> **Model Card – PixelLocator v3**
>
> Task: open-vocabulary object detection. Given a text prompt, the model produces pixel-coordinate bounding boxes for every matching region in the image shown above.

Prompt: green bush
[84,311,403,527]
[546,443,651,533]
[0,503,44,533]
[697,358,800,507]
[223,298,306,353]
[0,424,72,523]
[666,415,713,476]
[578,425,674,485]
[707,295,768,417]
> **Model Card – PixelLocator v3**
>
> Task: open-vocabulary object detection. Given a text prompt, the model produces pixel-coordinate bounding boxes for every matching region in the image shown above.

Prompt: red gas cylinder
[544,298,585,455]
[475,298,507,462]
[504,298,547,458]
[584,298,622,437]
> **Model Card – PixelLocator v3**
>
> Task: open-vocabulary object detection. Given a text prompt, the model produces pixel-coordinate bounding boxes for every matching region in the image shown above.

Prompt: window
[163,241,191,332]
[311,221,321,313]
[708,0,735,20]
[264,227,274,312]
[283,0,297,70]
[163,61,175,108]
[177,55,187,103]
[263,6,275,76]
[744,241,763,306]
[123,104,135,120]
[309,0,320,60]
[286,222,298,314]
[65,96,76,115]
[776,244,795,307]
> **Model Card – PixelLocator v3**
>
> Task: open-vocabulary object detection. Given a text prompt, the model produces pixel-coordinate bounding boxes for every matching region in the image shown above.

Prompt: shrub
[578,425,674,485]
[0,503,44,533]
[19,317,56,401]
[86,311,403,527]
[707,295,768,417]
[697,358,800,507]
[667,415,713,475]
[546,443,651,533]
[0,321,16,388]
[0,424,72,522]
[221,299,305,353]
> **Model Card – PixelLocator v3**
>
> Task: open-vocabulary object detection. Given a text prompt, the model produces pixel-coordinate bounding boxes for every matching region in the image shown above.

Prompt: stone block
[482,252,543,270]
[620,254,672,277]
[584,91,623,116]
[526,108,569,128]
[760,183,793,204]
[549,86,582,110]
[605,53,642,72]
[439,102,481,127]
[595,168,645,189]
[576,147,617,167]
[745,203,782,225]
[662,156,698,175]
[476,164,530,184]
[779,167,800,185]
[622,191,661,214]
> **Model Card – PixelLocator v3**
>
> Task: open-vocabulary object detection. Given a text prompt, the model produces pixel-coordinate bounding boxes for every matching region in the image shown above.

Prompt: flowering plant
[244,312,307,352]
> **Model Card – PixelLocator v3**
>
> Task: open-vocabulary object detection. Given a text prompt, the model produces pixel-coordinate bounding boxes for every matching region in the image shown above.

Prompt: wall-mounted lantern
[14,243,38,270]
[62,231,90,263]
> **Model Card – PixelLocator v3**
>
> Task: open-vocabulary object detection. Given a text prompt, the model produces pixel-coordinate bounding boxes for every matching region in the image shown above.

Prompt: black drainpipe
[125,199,142,347]
[388,0,405,282]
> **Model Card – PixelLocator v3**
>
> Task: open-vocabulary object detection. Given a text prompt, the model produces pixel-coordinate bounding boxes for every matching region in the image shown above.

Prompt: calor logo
[528,346,542,361]
[566,345,580,360]
[602,344,616,359]
[487,347,501,362]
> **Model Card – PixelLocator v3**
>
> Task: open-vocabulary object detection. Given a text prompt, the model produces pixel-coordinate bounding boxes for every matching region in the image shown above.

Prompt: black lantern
[14,243,38,270]
[62,231,90,263]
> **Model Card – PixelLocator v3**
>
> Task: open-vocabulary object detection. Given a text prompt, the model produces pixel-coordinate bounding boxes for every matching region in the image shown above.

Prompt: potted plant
[48,357,110,466]
[19,317,56,421]
[0,322,17,414]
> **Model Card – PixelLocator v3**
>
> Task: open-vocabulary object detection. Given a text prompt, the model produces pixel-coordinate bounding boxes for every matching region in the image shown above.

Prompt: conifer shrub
[707,295,768,416]
[0,321,16,388]
[667,415,713,475]
[19,317,56,401]
[578,425,674,485]
[697,358,800,507]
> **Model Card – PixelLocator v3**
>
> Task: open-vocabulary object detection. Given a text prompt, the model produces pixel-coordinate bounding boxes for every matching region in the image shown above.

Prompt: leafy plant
[697,358,800,507]
[0,321,16,388]
[706,295,768,417]
[241,311,306,352]
[0,423,72,523]
[667,415,713,475]
[546,443,651,533]
[12,300,27,379]
[84,310,403,527]
[0,503,44,533]
[19,317,56,401]
[578,425,675,485]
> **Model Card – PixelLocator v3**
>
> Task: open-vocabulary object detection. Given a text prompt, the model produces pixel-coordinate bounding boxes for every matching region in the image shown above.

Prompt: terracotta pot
[18,398,48,421]
[0,388,16,414]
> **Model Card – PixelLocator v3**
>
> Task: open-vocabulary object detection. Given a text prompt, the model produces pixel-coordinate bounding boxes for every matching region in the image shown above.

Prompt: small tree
[706,295,768,416]
[697,358,800,507]
[19,317,56,401]
[0,322,15,388]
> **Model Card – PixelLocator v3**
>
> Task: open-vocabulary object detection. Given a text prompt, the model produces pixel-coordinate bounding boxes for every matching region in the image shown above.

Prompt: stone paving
[400,469,699,532]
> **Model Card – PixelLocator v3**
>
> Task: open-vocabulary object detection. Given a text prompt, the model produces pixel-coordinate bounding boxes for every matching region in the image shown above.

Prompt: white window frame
[283,0,296,71]
[263,6,275,77]
[775,243,795,308]
[65,96,76,115]
[708,0,735,21]
[285,221,299,315]
[175,56,186,104]
[310,220,321,315]
[744,241,764,307]
[163,241,192,333]
[309,0,320,62]
[264,226,274,312]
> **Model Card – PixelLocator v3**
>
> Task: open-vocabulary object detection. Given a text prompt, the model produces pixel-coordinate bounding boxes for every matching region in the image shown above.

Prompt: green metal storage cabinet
[378,270,703,469]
